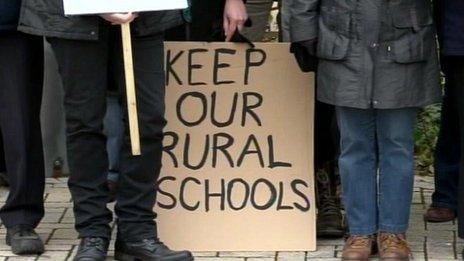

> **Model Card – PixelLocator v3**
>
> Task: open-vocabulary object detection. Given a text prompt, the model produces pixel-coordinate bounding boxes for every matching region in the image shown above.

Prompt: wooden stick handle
[121,23,141,156]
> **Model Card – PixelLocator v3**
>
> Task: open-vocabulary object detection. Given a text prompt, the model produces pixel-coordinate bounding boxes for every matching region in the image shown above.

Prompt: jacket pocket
[390,2,434,63]
[316,7,351,60]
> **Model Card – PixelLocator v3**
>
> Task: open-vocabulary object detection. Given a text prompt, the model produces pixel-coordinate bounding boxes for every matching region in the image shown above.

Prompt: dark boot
[316,166,345,237]
[6,225,44,255]
[115,238,193,261]
[317,196,345,237]
[73,237,109,261]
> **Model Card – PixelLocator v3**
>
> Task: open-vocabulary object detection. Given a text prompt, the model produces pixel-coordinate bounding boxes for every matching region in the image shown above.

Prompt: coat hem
[18,25,98,40]
[0,24,17,32]
[317,95,442,110]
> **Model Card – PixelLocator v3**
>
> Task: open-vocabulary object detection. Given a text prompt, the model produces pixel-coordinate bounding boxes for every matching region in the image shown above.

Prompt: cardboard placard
[157,42,316,251]
[63,0,187,15]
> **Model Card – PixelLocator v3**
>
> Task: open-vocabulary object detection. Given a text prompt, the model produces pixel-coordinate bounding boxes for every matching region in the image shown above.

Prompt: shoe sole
[341,242,378,261]
[114,251,194,261]
[423,216,455,223]
[6,237,44,255]
[317,228,345,238]
[73,257,106,261]
[11,242,44,255]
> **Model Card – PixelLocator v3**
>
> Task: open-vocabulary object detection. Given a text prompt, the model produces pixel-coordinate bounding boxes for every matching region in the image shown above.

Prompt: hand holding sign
[223,0,249,41]
[63,0,188,155]
[100,13,139,25]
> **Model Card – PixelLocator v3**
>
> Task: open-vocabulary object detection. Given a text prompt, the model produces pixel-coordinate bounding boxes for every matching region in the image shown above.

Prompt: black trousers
[446,56,464,238]
[48,23,165,241]
[315,100,339,169]
[0,32,45,228]
[0,136,5,173]
[431,59,460,211]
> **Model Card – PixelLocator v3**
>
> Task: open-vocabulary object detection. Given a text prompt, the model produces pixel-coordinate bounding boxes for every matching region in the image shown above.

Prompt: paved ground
[0,176,459,260]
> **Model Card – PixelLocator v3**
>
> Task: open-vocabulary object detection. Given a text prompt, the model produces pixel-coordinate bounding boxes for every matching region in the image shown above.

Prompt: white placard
[63,0,188,15]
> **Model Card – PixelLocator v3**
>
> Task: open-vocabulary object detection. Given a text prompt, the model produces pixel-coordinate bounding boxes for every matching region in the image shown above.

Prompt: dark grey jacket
[18,0,183,40]
[290,0,442,109]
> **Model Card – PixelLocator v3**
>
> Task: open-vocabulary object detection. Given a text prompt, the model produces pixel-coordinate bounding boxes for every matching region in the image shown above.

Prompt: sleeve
[289,0,320,42]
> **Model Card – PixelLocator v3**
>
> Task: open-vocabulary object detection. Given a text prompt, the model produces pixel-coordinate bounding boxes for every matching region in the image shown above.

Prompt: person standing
[290,0,441,260]
[423,0,462,224]
[286,0,344,237]
[433,1,464,258]
[0,0,45,255]
[18,2,193,261]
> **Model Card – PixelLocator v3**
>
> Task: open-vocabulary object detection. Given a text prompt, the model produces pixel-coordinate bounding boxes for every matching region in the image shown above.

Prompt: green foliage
[414,104,441,176]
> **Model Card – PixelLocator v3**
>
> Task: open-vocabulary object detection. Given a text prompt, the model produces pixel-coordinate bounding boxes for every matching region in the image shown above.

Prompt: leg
[450,57,464,239]
[424,56,460,223]
[431,57,460,211]
[0,32,45,255]
[48,32,113,240]
[110,28,192,261]
[315,101,344,237]
[41,41,68,178]
[279,0,292,42]
[0,135,8,187]
[0,32,45,229]
[376,108,417,260]
[0,135,5,173]
[377,108,418,233]
[241,0,274,41]
[110,29,166,241]
[104,94,124,184]
[336,106,378,235]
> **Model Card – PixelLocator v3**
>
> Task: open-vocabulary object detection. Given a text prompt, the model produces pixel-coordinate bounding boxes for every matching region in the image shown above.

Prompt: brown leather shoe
[423,206,456,223]
[378,233,411,260]
[342,235,376,260]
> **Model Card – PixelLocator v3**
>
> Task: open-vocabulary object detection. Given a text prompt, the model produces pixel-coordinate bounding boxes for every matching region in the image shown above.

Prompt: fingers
[224,15,247,41]
[225,18,238,42]
[223,0,248,42]
[100,13,138,25]
[111,13,137,24]
[223,17,231,41]
[126,13,139,24]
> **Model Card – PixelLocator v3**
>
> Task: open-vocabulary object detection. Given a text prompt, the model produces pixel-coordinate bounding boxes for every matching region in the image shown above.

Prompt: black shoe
[73,237,109,261]
[115,239,193,261]
[6,225,44,255]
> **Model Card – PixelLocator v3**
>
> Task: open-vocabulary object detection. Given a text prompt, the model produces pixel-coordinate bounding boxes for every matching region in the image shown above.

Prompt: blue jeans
[431,58,460,211]
[336,107,418,235]
[104,95,124,183]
